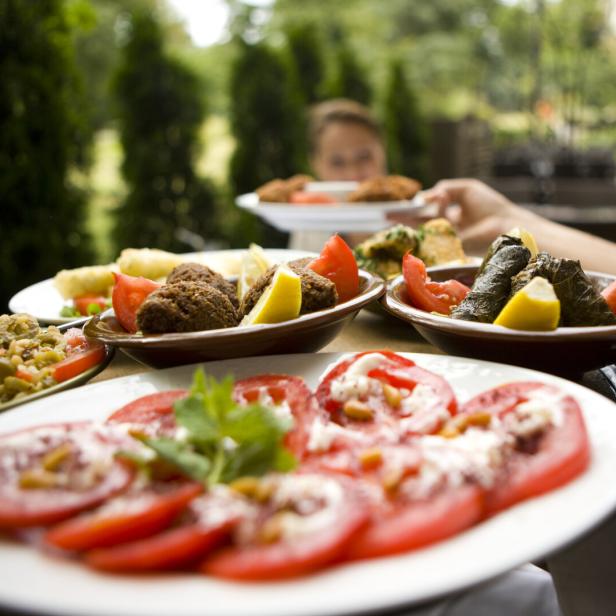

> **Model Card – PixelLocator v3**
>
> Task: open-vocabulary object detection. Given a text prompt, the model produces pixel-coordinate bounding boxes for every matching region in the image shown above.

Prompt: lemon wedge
[507,227,538,258]
[238,244,274,300]
[494,277,560,330]
[241,265,302,325]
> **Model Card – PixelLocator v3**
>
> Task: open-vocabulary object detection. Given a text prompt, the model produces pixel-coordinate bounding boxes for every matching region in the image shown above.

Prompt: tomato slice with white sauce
[202,473,369,580]
[0,423,136,528]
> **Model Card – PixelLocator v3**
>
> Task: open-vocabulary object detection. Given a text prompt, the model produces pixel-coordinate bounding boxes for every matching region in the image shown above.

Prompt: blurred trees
[112,11,218,253]
[323,31,372,105]
[286,22,325,104]
[0,0,93,308]
[383,59,429,183]
[228,39,306,246]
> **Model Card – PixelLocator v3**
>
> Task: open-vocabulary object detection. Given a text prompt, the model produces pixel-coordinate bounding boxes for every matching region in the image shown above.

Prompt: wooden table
[88,308,614,615]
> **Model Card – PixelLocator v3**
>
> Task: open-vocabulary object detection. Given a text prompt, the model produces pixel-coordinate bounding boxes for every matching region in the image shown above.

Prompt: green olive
[4,376,32,392]
[0,358,16,380]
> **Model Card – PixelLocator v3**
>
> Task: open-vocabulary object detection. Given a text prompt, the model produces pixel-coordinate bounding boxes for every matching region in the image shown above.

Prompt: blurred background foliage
[2,0,616,309]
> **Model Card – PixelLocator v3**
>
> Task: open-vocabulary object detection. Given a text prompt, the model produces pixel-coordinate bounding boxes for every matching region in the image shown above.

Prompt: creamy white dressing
[398,406,451,435]
[399,384,442,416]
[402,428,513,498]
[306,419,367,453]
[271,475,343,540]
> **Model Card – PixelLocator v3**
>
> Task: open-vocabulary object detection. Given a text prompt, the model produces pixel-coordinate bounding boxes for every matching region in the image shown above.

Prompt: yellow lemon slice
[238,244,274,300]
[494,277,560,330]
[507,227,539,258]
[241,265,302,325]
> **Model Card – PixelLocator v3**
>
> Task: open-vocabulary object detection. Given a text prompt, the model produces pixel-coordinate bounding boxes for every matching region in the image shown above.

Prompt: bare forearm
[514,209,616,275]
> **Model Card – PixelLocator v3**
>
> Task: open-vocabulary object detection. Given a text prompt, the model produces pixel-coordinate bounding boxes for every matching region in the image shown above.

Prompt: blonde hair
[309,99,382,155]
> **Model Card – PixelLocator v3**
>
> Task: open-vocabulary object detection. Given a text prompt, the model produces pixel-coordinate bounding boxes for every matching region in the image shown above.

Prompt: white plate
[8,249,313,325]
[1,353,615,616]
[236,191,435,233]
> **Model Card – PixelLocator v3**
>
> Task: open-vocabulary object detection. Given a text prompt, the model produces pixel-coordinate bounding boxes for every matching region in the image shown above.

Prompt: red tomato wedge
[202,474,369,580]
[106,390,188,436]
[85,489,248,572]
[289,191,336,204]
[461,382,591,515]
[0,423,135,528]
[233,375,324,460]
[112,272,161,333]
[315,351,457,441]
[403,253,470,314]
[73,295,108,316]
[308,234,360,303]
[601,279,616,314]
[45,482,202,551]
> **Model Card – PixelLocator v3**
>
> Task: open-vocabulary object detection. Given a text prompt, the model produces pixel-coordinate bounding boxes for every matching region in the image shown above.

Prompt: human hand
[422,179,518,230]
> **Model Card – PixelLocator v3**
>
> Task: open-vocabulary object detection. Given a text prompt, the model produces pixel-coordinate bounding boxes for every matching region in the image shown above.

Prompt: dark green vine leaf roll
[476,234,525,277]
[510,253,616,327]
[451,238,531,323]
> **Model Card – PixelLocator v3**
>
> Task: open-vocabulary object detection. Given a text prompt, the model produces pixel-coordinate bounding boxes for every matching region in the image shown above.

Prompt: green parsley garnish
[134,370,296,486]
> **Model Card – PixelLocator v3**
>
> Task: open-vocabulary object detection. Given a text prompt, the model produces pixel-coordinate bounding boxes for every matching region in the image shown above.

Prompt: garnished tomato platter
[0,351,615,616]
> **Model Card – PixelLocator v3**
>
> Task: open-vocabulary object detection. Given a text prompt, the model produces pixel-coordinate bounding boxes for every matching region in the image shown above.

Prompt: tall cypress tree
[286,22,325,104]
[383,59,429,183]
[112,11,218,253]
[324,32,372,105]
[0,0,93,309]
[228,40,306,246]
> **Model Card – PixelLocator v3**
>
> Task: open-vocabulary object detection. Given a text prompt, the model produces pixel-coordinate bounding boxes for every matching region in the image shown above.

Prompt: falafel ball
[137,281,239,334]
[241,262,337,316]
[166,262,239,309]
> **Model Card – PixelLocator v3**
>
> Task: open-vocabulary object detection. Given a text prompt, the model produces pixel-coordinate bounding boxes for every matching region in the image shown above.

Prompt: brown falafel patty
[240,262,337,316]
[166,262,239,309]
[137,281,239,334]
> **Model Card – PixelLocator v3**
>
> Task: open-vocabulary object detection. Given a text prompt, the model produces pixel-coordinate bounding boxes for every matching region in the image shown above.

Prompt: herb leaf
[141,436,212,482]
[136,370,296,486]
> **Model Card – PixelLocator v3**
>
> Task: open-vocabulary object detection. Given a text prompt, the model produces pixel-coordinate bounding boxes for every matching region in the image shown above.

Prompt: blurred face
[311,122,387,182]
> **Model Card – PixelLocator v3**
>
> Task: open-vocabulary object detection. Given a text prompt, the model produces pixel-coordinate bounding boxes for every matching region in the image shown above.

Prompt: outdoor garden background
[3,0,616,310]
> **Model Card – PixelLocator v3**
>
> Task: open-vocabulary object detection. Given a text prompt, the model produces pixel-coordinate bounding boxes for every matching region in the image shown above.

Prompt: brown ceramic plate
[382,265,616,376]
[84,270,385,368]
[0,322,114,413]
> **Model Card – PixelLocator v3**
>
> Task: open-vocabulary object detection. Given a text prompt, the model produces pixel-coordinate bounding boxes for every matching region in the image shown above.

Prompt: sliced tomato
[73,295,109,317]
[85,489,248,572]
[201,474,368,580]
[233,375,324,461]
[112,272,161,333]
[461,382,591,514]
[601,279,616,314]
[289,191,336,204]
[348,481,484,559]
[45,482,202,551]
[106,390,188,436]
[53,344,106,383]
[314,351,457,442]
[403,253,470,314]
[0,423,135,528]
[308,234,360,303]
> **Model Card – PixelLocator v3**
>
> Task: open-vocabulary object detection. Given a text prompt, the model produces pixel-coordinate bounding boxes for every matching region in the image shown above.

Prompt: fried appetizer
[241,262,337,316]
[166,263,239,309]
[417,218,467,267]
[256,175,314,202]
[348,175,421,202]
[117,248,184,280]
[54,265,116,300]
[354,225,419,280]
[137,281,240,334]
